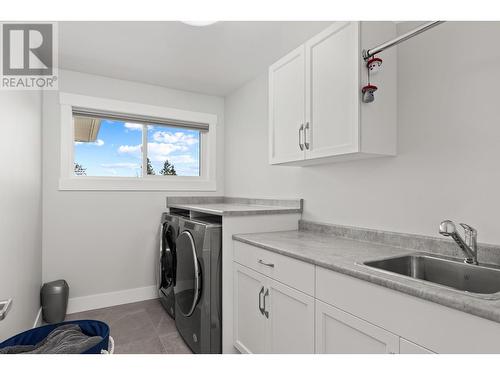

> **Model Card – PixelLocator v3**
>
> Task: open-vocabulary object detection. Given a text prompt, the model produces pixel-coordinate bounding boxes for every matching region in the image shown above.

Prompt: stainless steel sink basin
[363,254,500,298]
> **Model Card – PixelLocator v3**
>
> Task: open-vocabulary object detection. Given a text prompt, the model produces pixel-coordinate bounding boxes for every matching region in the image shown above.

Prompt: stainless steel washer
[174,216,222,354]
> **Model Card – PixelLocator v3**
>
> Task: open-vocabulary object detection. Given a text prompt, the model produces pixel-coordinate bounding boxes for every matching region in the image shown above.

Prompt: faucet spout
[439,220,478,265]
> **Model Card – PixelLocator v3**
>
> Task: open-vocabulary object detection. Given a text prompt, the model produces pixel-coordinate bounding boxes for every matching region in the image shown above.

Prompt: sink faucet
[439,220,478,265]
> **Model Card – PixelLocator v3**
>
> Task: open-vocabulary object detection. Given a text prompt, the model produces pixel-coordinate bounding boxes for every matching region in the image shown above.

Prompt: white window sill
[59,177,216,191]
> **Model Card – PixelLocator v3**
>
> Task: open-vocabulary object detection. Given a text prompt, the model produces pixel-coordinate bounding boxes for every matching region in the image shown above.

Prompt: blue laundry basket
[0,320,113,354]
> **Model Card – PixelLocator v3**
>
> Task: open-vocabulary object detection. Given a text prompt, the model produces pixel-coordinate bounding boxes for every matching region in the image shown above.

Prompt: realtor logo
[1,22,58,89]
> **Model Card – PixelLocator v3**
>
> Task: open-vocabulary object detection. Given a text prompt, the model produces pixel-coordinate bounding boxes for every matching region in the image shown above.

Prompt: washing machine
[174,216,222,354]
[157,212,181,319]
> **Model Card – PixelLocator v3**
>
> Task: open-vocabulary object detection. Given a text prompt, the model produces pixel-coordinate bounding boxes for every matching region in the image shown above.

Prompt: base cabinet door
[233,263,269,353]
[315,300,399,354]
[400,338,434,354]
[268,278,315,353]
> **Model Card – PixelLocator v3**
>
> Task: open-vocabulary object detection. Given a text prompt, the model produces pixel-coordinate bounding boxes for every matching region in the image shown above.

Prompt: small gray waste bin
[41,280,69,323]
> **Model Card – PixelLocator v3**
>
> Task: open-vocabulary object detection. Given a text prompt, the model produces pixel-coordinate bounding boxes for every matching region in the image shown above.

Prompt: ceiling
[59,21,332,96]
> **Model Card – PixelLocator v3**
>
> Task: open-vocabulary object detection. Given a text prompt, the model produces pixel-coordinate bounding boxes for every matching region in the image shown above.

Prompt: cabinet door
[305,22,360,159]
[269,45,306,164]
[267,278,315,353]
[233,263,269,353]
[400,338,434,354]
[315,300,399,354]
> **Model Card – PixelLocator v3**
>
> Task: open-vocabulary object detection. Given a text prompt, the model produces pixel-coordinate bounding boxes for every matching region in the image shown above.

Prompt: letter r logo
[2,24,53,75]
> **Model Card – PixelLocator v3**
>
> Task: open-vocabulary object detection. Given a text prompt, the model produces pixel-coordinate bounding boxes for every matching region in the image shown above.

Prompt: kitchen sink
[362,254,500,298]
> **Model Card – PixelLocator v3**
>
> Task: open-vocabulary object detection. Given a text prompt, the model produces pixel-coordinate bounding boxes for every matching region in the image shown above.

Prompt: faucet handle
[460,223,478,251]
[459,223,477,235]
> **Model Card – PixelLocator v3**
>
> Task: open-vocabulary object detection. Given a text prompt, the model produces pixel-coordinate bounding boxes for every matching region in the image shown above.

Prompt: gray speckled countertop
[166,196,302,216]
[168,202,302,216]
[233,228,500,324]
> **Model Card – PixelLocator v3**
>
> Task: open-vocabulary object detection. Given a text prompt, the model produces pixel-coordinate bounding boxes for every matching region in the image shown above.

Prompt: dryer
[174,216,222,354]
[157,212,180,319]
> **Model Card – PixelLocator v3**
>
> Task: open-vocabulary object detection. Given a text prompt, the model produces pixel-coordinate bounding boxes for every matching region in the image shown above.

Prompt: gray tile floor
[66,299,192,354]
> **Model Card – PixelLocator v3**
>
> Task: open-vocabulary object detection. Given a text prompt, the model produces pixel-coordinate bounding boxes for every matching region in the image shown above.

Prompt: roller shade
[72,107,209,132]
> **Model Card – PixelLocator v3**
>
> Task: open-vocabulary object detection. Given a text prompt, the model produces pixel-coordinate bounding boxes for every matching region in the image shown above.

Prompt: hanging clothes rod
[362,21,445,60]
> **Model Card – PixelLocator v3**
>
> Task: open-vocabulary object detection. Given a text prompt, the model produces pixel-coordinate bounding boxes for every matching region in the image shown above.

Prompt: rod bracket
[362,49,370,61]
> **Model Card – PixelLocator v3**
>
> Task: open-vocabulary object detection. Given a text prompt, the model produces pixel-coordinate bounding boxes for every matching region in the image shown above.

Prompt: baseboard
[67,285,157,314]
[33,307,42,328]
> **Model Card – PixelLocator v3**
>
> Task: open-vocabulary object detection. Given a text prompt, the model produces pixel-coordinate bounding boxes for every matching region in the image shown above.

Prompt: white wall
[0,91,42,339]
[225,21,500,245]
[42,70,224,303]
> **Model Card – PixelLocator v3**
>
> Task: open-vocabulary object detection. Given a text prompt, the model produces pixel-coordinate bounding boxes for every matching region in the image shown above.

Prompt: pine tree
[160,159,177,175]
[74,163,87,176]
[147,157,155,175]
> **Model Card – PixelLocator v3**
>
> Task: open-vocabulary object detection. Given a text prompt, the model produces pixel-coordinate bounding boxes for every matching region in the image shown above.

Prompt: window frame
[59,93,217,191]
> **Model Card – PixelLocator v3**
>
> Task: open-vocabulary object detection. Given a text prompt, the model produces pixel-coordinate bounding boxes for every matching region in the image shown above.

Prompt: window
[59,93,217,191]
[73,116,202,178]
[74,118,143,177]
[146,125,201,177]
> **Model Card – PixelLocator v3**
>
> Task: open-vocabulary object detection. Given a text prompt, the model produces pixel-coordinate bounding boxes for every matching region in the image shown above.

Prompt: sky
[74,119,200,177]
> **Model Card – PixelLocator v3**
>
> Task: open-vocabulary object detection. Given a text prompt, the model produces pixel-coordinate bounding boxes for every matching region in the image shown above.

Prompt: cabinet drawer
[233,240,315,296]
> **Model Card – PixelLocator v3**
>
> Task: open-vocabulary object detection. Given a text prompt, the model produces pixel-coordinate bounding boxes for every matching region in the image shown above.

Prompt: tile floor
[65,299,192,354]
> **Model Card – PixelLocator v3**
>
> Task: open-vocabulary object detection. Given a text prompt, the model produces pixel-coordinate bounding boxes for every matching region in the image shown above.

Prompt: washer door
[174,230,201,317]
[159,223,176,291]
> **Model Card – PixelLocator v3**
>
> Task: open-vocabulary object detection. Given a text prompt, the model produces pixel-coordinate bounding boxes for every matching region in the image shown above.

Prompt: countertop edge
[232,235,500,324]
[168,203,302,216]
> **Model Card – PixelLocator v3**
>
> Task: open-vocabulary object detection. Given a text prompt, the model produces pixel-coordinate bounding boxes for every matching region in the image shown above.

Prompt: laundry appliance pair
[157,213,222,354]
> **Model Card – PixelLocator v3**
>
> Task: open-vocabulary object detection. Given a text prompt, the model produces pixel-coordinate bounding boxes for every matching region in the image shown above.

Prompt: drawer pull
[258,259,275,268]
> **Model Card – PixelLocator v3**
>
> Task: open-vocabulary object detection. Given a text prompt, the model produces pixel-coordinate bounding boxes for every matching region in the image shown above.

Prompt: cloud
[152,131,199,148]
[124,123,143,131]
[95,139,104,146]
[118,144,142,157]
[147,142,183,162]
[101,163,141,170]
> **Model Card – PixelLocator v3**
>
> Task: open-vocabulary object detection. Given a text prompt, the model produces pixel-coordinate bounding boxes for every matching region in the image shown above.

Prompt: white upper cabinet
[268,21,397,166]
[305,22,359,159]
[268,45,306,164]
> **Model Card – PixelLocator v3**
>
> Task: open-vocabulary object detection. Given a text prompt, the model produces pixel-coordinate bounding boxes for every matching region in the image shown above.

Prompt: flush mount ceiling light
[181,21,218,27]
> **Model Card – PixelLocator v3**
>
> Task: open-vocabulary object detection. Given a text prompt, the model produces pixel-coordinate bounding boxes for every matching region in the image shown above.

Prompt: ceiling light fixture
[181,21,218,27]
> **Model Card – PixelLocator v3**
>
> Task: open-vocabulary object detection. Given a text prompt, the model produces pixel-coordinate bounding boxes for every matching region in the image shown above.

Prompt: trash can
[41,280,69,323]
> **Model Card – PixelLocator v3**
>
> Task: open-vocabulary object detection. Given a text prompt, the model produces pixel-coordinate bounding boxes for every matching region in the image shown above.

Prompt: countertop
[166,197,302,216]
[233,229,500,324]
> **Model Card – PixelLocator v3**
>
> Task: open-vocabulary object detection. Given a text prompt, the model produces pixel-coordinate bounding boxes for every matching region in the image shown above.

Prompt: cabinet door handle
[258,286,265,315]
[258,259,275,268]
[298,124,304,151]
[263,289,270,319]
[304,122,310,150]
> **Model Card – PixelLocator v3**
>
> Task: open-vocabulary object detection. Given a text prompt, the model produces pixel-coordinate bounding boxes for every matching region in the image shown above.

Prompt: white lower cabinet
[399,338,434,354]
[268,278,315,353]
[233,241,500,354]
[233,262,315,354]
[315,300,399,354]
[233,263,269,353]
